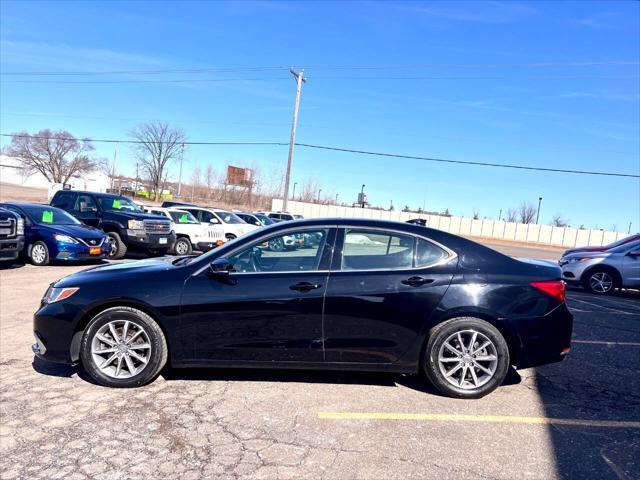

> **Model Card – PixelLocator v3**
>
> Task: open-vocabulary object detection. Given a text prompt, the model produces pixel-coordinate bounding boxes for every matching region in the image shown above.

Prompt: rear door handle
[401,276,435,287]
[290,282,322,292]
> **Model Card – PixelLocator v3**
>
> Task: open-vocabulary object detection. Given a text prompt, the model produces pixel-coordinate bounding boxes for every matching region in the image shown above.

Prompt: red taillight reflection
[530,280,566,302]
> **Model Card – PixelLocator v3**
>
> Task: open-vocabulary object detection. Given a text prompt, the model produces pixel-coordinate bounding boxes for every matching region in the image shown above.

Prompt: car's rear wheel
[173,237,192,256]
[423,317,510,399]
[80,307,167,388]
[30,241,50,266]
[225,233,237,241]
[584,268,617,295]
[269,237,285,252]
[106,232,127,260]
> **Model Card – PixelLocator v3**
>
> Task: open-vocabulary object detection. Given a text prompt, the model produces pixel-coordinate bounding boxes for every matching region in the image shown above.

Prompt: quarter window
[227,229,328,273]
[342,230,413,270]
[416,238,449,266]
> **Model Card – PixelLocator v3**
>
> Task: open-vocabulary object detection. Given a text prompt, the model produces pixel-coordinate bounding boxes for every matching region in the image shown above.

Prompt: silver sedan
[560,239,640,294]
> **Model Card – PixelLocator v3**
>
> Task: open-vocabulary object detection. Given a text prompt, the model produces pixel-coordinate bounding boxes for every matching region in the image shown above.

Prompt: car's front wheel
[423,317,510,399]
[173,237,192,255]
[30,241,50,266]
[584,268,617,295]
[80,307,167,388]
[106,232,127,260]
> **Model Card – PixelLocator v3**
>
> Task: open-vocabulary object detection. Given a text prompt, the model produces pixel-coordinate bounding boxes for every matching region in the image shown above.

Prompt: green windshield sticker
[42,210,53,223]
[112,199,121,209]
[179,213,189,223]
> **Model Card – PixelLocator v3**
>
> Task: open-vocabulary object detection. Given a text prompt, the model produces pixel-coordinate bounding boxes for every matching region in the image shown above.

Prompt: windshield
[253,213,274,225]
[169,211,199,224]
[214,211,245,224]
[21,205,81,225]
[99,196,143,212]
[609,239,640,254]
[604,234,640,249]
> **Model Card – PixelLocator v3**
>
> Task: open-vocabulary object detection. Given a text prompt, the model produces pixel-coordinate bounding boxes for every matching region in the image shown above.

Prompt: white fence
[271,199,630,248]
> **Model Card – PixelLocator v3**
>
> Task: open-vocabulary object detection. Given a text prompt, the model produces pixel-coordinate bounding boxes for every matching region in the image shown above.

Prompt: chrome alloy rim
[91,320,151,379]
[107,236,118,257]
[438,329,498,390]
[175,239,190,255]
[589,272,613,293]
[32,244,46,263]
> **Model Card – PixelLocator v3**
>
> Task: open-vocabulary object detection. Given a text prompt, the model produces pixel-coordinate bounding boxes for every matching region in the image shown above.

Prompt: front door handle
[290,282,322,292]
[401,276,435,287]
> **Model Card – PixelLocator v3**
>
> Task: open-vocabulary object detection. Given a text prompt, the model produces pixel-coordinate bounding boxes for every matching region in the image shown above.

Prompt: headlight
[128,219,145,230]
[568,257,591,263]
[54,234,79,244]
[42,286,79,304]
[16,218,24,235]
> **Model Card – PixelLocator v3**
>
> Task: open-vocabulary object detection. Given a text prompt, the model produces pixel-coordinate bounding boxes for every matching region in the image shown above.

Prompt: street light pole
[361,184,366,208]
[283,68,306,212]
[536,197,543,224]
[318,189,322,203]
[335,193,339,204]
[292,182,297,201]
[177,143,185,197]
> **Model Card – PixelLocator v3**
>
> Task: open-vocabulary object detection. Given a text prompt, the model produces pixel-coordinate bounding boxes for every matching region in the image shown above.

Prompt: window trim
[336,226,456,273]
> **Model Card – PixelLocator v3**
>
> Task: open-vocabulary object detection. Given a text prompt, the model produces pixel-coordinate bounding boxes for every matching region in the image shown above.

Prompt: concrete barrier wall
[271,199,630,248]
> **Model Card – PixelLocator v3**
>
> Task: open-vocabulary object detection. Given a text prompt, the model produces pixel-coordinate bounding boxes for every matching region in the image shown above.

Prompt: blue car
[0,202,109,266]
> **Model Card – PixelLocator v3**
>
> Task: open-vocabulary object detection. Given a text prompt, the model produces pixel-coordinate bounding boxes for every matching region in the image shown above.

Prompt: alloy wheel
[90,320,152,379]
[175,239,189,255]
[437,329,498,390]
[589,272,614,293]
[107,237,118,257]
[31,244,46,264]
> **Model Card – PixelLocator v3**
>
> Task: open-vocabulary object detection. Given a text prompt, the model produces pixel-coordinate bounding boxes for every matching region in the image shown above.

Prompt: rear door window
[341,229,414,270]
[73,194,98,213]
[416,238,449,266]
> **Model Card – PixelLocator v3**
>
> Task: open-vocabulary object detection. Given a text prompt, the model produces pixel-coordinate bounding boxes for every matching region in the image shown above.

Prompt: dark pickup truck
[51,190,175,259]
[0,207,25,263]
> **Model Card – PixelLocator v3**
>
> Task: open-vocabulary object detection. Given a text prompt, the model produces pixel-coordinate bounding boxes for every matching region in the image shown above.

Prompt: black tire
[225,233,237,241]
[583,268,618,295]
[173,237,193,256]
[80,307,168,388]
[423,317,510,399]
[106,232,127,260]
[29,241,50,266]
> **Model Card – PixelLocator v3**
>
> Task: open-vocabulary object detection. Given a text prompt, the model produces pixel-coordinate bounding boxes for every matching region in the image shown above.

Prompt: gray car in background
[560,239,640,294]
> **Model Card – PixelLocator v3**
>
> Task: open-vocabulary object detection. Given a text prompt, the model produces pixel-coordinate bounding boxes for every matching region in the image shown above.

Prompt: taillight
[530,281,566,302]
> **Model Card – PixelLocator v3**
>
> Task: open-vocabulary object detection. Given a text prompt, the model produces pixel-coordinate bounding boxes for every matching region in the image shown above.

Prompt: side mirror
[208,258,236,284]
[628,249,640,257]
[209,218,221,224]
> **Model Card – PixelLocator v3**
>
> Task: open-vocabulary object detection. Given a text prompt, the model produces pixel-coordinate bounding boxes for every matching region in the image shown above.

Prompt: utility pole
[292,182,298,201]
[498,209,502,221]
[536,196,543,224]
[283,68,306,211]
[135,162,139,199]
[177,143,185,197]
[629,222,633,234]
[335,193,339,204]
[360,184,366,208]
[318,189,322,203]
[112,148,119,193]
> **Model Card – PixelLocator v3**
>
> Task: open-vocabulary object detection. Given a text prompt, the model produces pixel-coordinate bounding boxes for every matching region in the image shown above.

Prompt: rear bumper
[195,241,223,252]
[510,303,573,369]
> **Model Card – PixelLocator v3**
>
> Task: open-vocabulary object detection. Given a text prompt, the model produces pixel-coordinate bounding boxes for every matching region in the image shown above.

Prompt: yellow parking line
[573,339,640,346]
[318,412,640,428]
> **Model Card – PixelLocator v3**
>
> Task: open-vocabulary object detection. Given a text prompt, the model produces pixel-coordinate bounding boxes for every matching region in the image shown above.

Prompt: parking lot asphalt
[1,260,638,480]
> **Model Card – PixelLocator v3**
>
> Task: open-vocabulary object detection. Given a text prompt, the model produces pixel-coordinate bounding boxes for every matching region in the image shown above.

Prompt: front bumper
[123,231,177,250]
[0,237,24,260]
[510,303,574,369]
[32,301,84,364]
[55,243,109,261]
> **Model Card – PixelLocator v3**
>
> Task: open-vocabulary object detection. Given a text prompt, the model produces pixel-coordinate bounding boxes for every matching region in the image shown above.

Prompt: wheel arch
[70,300,172,364]
[582,263,622,287]
[419,309,520,368]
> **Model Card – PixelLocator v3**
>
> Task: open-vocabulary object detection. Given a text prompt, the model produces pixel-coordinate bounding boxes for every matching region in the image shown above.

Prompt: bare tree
[298,179,320,203]
[551,214,569,227]
[505,208,518,222]
[130,122,186,201]
[3,129,97,184]
[472,209,480,220]
[203,164,217,200]
[190,166,202,202]
[97,153,118,190]
[518,202,537,224]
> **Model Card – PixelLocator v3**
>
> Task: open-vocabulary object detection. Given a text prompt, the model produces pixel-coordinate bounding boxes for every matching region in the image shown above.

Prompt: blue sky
[1,0,638,230]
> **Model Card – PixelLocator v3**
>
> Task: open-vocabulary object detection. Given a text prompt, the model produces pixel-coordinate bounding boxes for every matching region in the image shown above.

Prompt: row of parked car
[0,189,303,266]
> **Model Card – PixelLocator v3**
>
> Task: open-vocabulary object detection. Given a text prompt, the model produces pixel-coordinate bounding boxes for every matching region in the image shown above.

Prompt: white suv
[144,207,225,255]
[176,206,258,240]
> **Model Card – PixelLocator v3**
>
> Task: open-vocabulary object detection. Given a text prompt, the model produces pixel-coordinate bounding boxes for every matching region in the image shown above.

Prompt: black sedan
[32,218,572,398]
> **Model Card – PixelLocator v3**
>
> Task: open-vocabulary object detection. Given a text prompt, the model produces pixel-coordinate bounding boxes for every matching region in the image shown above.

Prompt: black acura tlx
[33,218,572,398]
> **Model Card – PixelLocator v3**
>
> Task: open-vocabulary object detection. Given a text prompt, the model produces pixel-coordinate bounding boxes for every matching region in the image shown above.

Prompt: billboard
[226,166,253,186]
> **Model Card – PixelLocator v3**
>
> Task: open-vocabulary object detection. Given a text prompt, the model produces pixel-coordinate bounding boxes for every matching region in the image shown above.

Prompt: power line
[2,60,637,76]
[1,133,637,178]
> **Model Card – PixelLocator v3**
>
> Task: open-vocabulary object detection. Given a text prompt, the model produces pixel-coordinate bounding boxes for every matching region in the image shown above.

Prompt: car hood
[55,256,177,286]
[109,211,170,221]
[563,246,606,256]
[562,251,609,261]
[40,223,105,238]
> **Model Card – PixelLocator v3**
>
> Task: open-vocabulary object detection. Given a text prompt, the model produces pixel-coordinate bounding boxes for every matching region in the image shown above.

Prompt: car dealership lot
[1,262,638,479]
